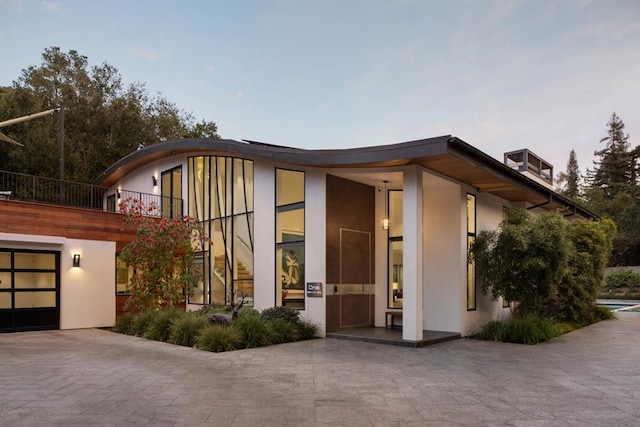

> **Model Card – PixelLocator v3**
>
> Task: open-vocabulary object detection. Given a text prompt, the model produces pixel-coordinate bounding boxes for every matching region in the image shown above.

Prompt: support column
[402,165,424,341]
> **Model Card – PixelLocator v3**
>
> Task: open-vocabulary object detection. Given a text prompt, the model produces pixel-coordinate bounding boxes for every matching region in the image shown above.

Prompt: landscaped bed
[471,307,614,345]
[113,306,318,352]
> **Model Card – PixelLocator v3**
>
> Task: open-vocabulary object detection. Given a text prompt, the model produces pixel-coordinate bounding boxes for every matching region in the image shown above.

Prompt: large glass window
[467,194,476,311]
[161,166,183,218]
[115,256,133,295]
[388,190,403,309]
[276,169,305,309]
[187,157,254,306]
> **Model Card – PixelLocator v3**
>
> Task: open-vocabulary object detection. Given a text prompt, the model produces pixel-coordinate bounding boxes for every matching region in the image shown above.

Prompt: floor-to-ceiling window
[467,194,476,311]
[388,190,403,309]
[275,169,305,309]
[161,166,182,218]
[188,157,254,306]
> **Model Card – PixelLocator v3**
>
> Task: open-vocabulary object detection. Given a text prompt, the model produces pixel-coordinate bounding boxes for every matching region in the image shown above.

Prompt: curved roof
[94,135,596,220]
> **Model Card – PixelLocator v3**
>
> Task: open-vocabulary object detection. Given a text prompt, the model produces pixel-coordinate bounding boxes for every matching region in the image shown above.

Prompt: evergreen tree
[588,112,632,199]
[583,112,640,265]
[556,149,580,199]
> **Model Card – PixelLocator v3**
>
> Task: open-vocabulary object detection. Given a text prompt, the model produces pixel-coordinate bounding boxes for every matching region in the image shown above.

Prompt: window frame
[275,168,305,310]
[466,193,477,311]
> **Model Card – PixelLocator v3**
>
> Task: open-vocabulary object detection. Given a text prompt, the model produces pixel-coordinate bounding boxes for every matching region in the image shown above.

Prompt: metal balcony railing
[0,170,183,218]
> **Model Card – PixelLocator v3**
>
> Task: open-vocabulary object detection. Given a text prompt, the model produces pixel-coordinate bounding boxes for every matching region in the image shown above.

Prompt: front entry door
[0,249,60,332]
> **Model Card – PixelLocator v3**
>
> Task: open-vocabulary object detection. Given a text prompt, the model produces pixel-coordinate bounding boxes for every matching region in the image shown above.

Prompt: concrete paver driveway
[1,313,639,426]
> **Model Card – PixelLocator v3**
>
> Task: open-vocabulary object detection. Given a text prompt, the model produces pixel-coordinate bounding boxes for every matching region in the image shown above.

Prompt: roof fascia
[446,137,597,220]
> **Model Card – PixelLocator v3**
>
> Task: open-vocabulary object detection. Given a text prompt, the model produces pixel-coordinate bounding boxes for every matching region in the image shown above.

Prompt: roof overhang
[93,135,596,220]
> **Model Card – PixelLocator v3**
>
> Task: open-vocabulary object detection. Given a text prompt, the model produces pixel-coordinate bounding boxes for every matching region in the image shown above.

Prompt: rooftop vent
[504,149,553,188]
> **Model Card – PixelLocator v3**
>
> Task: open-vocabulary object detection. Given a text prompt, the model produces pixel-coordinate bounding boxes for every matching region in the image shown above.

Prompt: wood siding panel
[325,174,375,284]
[0,200,135,250]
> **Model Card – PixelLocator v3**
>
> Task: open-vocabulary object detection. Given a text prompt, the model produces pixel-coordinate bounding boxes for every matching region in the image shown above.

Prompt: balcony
[0,170,182,218]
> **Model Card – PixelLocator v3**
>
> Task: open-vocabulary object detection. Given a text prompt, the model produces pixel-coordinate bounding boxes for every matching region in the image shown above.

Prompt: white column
[304,169,327,336]
[402,165,424,341]
[252,162,275,310]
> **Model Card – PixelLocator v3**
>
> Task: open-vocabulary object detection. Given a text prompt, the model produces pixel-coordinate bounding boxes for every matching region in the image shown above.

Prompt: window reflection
[388,190,403,308]
[276,169,305,309]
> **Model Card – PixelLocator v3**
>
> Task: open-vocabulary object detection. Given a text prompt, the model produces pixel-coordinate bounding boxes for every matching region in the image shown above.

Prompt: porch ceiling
[420,153,553,206]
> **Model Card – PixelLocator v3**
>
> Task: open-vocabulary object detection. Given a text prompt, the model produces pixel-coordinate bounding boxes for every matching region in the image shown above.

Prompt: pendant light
[381,180,390,231]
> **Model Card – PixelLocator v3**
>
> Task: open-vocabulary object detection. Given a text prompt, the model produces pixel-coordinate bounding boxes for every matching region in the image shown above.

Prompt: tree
[470,208,570,314]
[0,47,219,183]
[556,149,581,199]
[587,112,632,199]
[471,207,616,323]
[118,199,206,312]
[583,112,640,266]
[552,219,616,324]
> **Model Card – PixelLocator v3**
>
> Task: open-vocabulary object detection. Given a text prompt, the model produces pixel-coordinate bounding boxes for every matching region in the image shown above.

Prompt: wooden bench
[385,311,403,328]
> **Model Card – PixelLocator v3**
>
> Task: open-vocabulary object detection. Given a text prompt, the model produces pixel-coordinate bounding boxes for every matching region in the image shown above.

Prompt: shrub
[593,305,616,321]
[470,208,570,315]
[142,308,183,342]
[196,304,231,317]
[169,314,210,347]
[604,269,640,291]
[473,320,506,342]
[268,320,299,344]
[503,315,560,345]
[232,314,273,347]
[129,310,159,336]
[260,306,301,324]
[118,199,206,312]
[473,315,560,345]
[236,306,260,318]
[195,325,241,352]
[114,312,136,335]
[295,320,319,340]
[554,220,616,324]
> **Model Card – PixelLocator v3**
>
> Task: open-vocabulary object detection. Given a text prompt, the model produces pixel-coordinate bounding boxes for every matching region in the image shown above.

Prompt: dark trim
[526,195,552,210]
[93,136,451,186]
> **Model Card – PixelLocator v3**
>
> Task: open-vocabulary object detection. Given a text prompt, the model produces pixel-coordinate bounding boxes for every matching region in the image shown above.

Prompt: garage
[0,249,60,332]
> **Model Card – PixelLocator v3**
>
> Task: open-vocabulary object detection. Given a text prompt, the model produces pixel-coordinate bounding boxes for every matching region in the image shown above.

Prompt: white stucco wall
[303,169,327,336]
[0,233,116,330]
[114,156,188,200]
[60,238,116,329]
[422,171,463,333]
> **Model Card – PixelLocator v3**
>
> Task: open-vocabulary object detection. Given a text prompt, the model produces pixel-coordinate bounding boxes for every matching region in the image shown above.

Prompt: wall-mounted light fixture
[73,253,81,268]
[152,175,158,186]
[381,180,390,231]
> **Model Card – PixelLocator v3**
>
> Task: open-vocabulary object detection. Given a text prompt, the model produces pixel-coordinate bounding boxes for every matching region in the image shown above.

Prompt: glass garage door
[0,249,60,332]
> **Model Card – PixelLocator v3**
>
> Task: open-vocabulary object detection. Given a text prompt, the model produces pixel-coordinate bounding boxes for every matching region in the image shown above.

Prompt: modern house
[0,135,594,340]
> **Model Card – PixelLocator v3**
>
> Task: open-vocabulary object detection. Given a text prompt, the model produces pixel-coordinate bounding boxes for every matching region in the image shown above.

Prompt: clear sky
[1,0,638,176]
